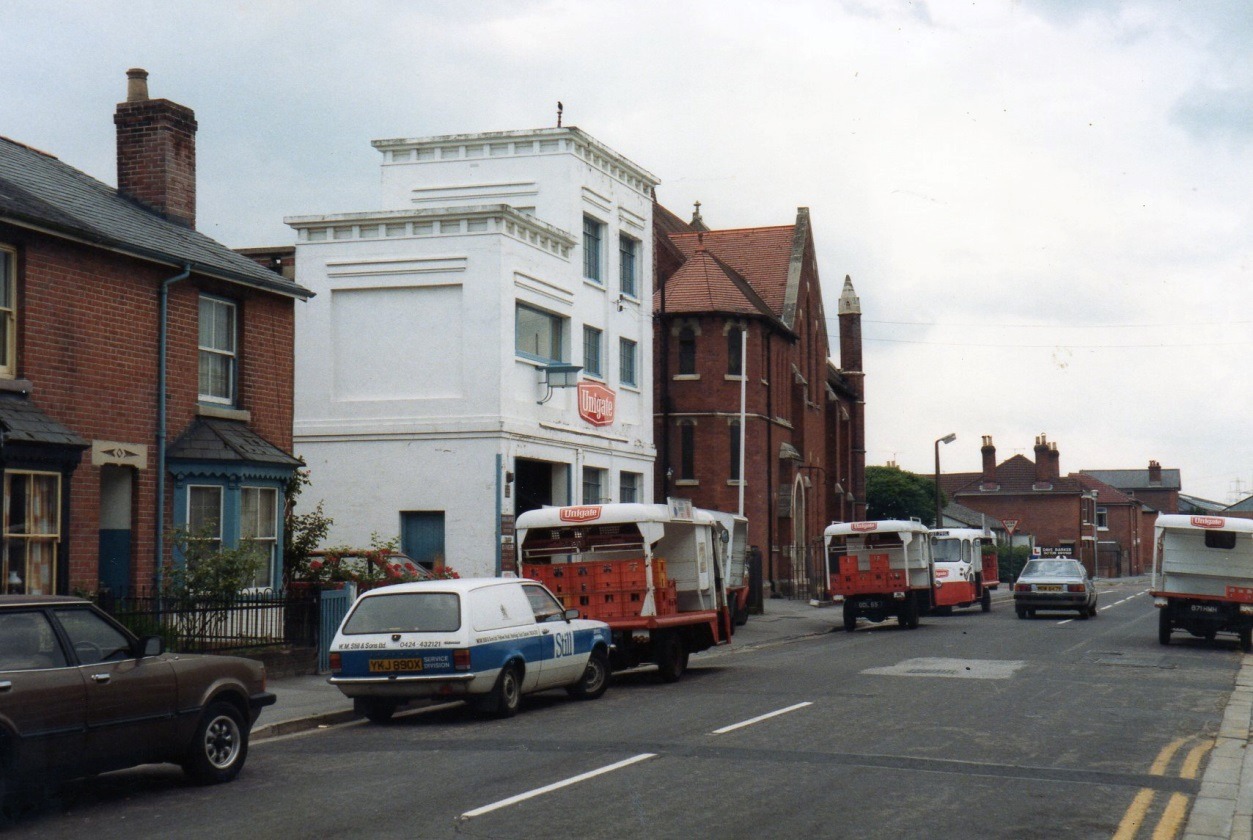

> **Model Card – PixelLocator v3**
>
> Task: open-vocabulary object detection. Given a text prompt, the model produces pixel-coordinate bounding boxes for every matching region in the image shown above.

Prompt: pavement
[251,588,1253,839]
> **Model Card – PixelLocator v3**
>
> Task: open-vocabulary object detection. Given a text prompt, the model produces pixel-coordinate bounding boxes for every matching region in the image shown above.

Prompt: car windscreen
[932,540,963,563]
[1021,560,1082,578]
[342,592,461,634]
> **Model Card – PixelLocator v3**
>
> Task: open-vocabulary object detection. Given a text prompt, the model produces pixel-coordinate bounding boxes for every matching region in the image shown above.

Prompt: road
[7,577,1243,839]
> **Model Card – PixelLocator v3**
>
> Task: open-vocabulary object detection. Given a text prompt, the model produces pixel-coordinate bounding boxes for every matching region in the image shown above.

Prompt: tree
[865,465,942,526]
[283,464,333,590]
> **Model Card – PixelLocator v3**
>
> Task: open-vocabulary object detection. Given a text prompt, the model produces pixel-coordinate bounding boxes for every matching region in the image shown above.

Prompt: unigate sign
[577,381,616,427]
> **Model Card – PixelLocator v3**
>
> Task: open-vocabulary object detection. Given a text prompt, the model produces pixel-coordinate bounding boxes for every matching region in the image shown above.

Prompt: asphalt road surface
[7,577,1241,839]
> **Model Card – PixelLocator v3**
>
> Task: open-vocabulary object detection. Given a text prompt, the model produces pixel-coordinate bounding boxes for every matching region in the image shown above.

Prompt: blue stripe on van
[336,626,607,678]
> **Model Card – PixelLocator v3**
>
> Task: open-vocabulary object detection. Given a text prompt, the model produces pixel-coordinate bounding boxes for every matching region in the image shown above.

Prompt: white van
[328,578,612,721]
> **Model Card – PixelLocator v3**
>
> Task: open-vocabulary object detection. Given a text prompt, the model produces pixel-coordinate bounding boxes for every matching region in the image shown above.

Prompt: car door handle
[0,681,10,692]
[541,629,551,635]
[91,673,111,684]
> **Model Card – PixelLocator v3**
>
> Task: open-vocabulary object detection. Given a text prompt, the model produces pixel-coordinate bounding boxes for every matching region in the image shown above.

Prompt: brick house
[0,69,309,596]
[653,203,865,595]
[942,435,1147,577]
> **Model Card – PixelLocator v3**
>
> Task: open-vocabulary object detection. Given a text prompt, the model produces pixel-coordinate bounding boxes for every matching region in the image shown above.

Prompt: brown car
[0,595,275,805]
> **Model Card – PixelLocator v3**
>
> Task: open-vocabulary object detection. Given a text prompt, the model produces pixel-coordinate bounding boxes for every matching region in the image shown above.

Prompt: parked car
[0,595,275,805]
[328,578,612,722]
[1013,558,1098,619]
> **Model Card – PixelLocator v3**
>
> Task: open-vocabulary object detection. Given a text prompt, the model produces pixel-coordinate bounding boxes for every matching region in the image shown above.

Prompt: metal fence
[95,587,319,655]
[773,538,829,602]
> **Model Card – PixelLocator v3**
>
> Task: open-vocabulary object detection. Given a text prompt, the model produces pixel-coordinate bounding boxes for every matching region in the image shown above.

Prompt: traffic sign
[1002,519,1020,535]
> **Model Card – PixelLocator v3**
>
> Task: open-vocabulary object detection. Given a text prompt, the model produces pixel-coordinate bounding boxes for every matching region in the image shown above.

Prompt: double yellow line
[1113,735,1214,840]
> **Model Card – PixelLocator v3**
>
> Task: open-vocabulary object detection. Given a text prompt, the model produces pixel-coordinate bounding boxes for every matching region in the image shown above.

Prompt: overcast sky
[4,0,1251,503]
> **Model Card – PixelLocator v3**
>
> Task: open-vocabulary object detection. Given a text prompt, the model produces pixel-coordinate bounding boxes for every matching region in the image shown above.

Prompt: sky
[3,0,1252,503]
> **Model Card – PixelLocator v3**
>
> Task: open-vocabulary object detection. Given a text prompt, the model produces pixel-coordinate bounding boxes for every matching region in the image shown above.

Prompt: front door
[97,466,133,595]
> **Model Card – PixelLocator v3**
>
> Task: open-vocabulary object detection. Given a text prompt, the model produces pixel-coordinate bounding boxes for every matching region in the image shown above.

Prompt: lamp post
[934,433,956,527]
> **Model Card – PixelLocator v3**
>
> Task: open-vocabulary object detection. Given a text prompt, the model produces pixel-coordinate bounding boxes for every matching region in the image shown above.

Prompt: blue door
[401,512,446,569]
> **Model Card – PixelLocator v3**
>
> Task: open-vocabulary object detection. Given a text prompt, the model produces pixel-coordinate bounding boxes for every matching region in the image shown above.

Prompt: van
[328,578,612,721]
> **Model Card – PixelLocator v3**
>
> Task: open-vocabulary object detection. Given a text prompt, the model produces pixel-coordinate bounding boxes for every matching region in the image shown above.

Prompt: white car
[328,578,612,721]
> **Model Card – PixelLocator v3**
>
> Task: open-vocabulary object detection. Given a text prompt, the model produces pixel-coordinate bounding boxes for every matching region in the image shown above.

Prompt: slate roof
[1081,468,1181,491]
[941,500,1005,532]
[1070,472,1136,504]
[1227,495,1253,513]
[661,247,782,322]
[166,418,299,466]
[0,393,88,448]
[0,136,310,300]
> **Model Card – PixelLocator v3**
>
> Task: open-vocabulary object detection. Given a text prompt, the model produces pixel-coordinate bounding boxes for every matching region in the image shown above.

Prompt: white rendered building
[286,128,658,575]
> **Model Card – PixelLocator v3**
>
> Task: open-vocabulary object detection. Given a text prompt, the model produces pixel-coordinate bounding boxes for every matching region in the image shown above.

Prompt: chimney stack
[114,68,198,228]
[1149,460,1162,486]
[980,435,997,488]
[1048,441,1060,480]
[1032,433,1052,486]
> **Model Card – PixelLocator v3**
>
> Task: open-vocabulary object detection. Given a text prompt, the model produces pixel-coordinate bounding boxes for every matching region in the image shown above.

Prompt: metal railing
[95,587,319,655]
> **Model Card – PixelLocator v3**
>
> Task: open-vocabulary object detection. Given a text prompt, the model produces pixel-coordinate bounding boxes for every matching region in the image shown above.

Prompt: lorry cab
[1152,515,1253,651]
[929,527,997,613]
[825,520,933,630]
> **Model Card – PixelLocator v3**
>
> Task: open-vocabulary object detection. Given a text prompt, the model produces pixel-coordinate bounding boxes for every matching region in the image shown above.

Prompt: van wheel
[1240,628,1252,654]
[183,701,248,785]
[1158,610,1171,646]
[843,605,858,632]
[479,664,522,718]
[655,633,688,683]
[567,649,610,700]
[981,589,992,613]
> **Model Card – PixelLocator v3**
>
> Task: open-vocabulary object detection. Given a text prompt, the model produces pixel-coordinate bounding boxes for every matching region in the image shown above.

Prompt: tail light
[1014,584,1030,592]
[329,651,342,673]
[453,649,472,671]
[1066,584,1085,593]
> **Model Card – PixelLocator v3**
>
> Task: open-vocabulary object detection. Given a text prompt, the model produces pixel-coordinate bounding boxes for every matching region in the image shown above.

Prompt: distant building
[0,69,309,595]
[1081,461,1181,514]
[943,435,1147,577]
[652,203,865,595]
[285,128,658,575]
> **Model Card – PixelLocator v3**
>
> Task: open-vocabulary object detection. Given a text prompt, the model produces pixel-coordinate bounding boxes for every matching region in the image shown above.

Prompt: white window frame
[1096,506,1109,531]
[2,470,61,595]
[582,466,607,504]
[241,486,278,590]
[187,484,224,553]
[198,295,237,405]
[619,471,641,504]
[0,246,15,379]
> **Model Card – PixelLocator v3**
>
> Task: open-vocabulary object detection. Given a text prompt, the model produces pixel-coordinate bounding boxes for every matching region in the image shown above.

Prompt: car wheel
[1016,606,1026,619]
[1158,609,1171,646]
[567,649,610,700]
[183,701,248,785]
[1078,608,1089,620]
[478,663,522,718]
[360,699,397,723]
[843,606,857,632]
[1088,604,1098,617]
[655,633,688,683]
[981,589,992,613]
[1241,628,1252,654]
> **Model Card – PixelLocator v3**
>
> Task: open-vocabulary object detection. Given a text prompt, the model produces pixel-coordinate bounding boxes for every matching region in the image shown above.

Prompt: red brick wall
[5,225,295,593]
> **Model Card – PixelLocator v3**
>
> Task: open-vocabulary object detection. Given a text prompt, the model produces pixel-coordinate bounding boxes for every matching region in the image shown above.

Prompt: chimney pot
[125,68,149,102]
[980,435,998,488]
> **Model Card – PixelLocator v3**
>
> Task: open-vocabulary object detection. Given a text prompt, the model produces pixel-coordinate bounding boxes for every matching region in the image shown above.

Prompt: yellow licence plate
[1035,585,1062,592]
[369,658,424,673]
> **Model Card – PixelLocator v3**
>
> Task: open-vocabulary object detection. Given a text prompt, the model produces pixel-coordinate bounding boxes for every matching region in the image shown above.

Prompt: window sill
[583,278,606,290]
[726,479,745,487]
[675,479,699,487]
[724,374,746,382]
[619,383,640,393]
[673,374,701,381]
[198,404,252,423]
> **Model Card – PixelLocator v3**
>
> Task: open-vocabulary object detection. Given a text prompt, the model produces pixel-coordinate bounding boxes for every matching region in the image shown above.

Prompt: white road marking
[711,702,813,734]
[460,753,657,819]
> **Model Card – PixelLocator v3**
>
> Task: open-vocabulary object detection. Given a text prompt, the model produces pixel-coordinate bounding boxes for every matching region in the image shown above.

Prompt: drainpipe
[156,264,192,593]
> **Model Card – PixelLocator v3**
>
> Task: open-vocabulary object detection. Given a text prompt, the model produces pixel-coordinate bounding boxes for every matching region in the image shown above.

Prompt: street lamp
[934,433,956,527]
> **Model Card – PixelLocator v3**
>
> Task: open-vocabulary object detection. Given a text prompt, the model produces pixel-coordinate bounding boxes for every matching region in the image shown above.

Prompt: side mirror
[140,635,165,657]
[563,608,580,621]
